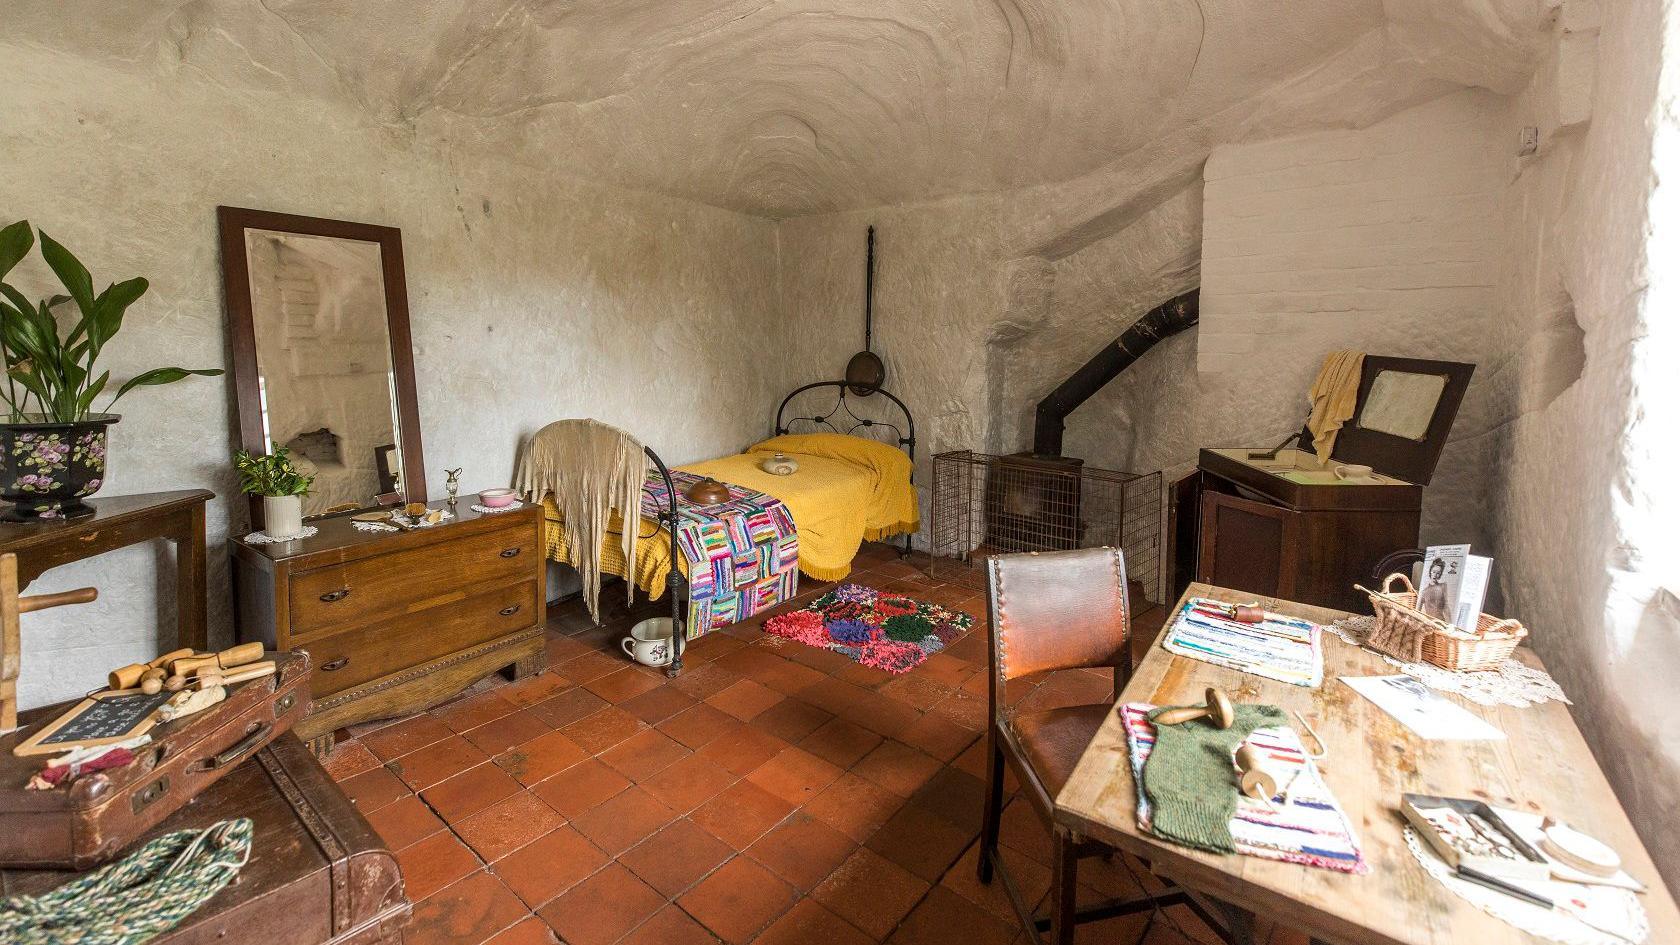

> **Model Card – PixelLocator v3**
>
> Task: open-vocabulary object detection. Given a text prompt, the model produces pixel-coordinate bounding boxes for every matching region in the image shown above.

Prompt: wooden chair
[976,547,1189,944]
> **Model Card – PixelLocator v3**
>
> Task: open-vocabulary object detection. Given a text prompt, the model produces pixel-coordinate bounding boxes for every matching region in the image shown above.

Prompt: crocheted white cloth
[351,510,454,533]
[1330,616,1569,708]
[471,501,526,514]
[1405,827,1647,945]
[244,526,317,544]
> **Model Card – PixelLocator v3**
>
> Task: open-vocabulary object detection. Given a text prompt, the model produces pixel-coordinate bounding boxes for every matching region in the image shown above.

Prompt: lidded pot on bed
[760,452,798,476]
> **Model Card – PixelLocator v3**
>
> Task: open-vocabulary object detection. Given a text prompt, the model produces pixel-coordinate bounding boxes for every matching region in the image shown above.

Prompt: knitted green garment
[1143,704,1287,853]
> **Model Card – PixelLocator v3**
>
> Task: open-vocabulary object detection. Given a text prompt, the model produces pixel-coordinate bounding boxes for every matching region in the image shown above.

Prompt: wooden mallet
[169,642,264,679]
[109,647,194,691]
[1152,687,1235,729]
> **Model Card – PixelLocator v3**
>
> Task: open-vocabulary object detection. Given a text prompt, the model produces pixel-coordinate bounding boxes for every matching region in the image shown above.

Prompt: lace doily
[244,526,317,544]
[1330,616,1569,708]
[471,501,525,514]
[1404,827,1647,945]
[349,509,455,533]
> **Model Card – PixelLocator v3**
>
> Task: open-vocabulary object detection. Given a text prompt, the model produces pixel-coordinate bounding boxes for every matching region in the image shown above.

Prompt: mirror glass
[243,229,404,516]
[1355,370,1446,441]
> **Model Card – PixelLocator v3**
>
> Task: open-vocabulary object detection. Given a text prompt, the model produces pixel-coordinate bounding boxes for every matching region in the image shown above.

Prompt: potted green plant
[0,220,222,519]
[233,447,313,539]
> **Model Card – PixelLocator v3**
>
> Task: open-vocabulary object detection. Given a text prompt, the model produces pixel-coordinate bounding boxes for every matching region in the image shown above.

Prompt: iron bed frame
[655,379,918,676]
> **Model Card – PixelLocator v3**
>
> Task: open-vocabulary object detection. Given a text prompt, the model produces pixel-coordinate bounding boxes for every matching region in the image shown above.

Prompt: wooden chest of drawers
[231,502,546,750]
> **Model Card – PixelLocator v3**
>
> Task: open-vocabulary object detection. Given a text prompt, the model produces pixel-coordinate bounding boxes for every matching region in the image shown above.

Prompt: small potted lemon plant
[234,446,313,539]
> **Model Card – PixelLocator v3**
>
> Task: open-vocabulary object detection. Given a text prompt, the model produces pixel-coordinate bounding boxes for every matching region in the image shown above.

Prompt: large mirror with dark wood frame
[218,207,426,521]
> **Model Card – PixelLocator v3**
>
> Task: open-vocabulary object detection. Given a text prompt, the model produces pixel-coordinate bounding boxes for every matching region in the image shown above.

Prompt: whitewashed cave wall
[1486,0,1680,889]
[1,43,782,710]
[1179,90,1506,547]
[770,27,1463,546]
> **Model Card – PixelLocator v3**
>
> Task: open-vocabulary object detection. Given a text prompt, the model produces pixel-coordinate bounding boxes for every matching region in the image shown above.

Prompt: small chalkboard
[12,689,173,757]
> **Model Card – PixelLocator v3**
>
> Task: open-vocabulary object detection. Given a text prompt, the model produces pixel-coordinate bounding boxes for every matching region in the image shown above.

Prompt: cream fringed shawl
[514,419,647,623]
[1305,350,1366,465]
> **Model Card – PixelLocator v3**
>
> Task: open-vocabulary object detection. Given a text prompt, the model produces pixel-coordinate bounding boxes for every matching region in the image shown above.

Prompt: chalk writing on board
[42,691,174,745]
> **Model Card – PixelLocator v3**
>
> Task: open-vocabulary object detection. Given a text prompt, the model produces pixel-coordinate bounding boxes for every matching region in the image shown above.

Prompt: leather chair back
[986,547,1130,685]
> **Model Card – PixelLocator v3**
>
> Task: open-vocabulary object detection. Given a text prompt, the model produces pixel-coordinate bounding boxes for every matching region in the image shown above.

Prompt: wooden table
[0,490,212,651]
[1056,583,1680,945]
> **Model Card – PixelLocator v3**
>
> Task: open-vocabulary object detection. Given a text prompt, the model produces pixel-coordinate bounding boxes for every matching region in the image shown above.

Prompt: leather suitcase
[0,651,311,868]
[2,732,410,945]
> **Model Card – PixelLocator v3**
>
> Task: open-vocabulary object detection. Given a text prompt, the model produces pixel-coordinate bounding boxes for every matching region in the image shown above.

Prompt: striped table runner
[1122,702,1366,873]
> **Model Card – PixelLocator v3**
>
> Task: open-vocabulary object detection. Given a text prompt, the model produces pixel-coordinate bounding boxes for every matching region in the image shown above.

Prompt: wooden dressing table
[218,208,547,752]
[1056,584,1680,945]
[231,502,545,752]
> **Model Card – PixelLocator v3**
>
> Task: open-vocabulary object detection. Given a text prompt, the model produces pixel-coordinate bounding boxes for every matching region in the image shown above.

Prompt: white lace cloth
[244,526,318,544]
[1330,615,1569,708]
[350,509,455,533]
[1405,827,1648,945]
[471,501,526,514]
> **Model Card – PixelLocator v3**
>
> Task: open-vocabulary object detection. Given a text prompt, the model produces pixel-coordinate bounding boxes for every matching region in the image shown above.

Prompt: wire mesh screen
[930,450,1163,605]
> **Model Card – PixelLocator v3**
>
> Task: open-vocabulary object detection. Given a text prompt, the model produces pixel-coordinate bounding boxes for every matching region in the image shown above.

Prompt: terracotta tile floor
[323,544,1303,945]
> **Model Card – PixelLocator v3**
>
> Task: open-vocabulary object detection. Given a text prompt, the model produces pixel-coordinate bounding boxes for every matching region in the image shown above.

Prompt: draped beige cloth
[1305,350,1366,465]
[514,419,647,623]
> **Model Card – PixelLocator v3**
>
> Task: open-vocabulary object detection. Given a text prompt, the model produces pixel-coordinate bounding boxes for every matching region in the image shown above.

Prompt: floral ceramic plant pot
[0,414,118,521]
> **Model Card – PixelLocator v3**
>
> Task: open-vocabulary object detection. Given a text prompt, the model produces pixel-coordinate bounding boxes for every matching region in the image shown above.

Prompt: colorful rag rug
[1121,702,1366,873]
[644,471,800,639]
[763,583,973,673]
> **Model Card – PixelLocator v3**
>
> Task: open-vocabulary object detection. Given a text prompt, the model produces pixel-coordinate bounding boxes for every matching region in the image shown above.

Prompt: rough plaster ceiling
[16,0,1388,217]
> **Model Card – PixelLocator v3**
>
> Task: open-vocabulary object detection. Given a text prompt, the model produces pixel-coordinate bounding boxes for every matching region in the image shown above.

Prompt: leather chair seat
[1008,703,1112,796]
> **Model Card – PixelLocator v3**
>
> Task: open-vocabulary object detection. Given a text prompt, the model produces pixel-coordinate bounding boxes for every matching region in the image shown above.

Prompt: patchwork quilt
[641,470,799,639]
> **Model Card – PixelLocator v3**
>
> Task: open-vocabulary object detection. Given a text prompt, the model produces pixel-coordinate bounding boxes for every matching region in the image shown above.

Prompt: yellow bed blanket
[543,432,918,597]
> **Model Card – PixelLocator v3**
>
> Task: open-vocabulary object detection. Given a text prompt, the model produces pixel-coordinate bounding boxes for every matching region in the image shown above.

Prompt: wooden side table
[0,490,212,651]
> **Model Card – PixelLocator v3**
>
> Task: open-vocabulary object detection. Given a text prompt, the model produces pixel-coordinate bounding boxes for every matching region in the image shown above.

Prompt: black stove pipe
[1032,289,1199,457]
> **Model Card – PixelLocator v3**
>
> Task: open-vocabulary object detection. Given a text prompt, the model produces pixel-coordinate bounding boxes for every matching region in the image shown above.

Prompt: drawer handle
[499,605,522,617]
[499,547,521,559]
[319,588,351,603]
[321,657,350,672]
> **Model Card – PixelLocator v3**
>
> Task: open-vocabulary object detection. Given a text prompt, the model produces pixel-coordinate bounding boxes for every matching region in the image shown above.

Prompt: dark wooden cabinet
[1169,356,1475,613]
[232,502,546,750]
[1175,462,1420,613]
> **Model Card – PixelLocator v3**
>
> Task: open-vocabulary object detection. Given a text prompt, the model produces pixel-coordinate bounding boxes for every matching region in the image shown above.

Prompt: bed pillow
[747,432,912,478]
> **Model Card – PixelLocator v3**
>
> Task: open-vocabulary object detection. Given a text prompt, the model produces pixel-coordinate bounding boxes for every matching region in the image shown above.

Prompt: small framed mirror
[218,207,426,523]
[1354,370,1449,441]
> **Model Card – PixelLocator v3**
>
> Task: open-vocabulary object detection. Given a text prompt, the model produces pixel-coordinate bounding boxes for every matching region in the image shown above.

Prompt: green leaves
[37,231,94,318]
[0,222,222,422]
[0,221,33,281]
[233,447,314,498]
[110,367,222,406]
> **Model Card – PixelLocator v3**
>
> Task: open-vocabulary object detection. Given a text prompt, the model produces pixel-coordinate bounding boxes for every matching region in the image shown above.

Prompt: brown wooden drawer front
[303,580,539,697]
[288,523,535,636]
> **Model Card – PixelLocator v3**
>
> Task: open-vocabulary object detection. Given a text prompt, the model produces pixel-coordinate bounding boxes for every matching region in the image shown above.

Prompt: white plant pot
[263,494,305,539]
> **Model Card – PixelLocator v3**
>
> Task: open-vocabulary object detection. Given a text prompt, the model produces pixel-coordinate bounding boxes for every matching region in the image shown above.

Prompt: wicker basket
[1356,573,1527,672]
